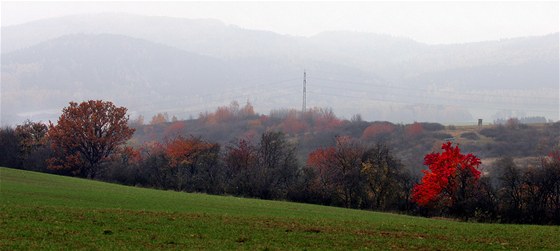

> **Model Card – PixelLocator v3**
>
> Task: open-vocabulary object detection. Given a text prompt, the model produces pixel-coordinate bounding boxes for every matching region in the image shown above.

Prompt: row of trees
[0,120,50,171]
[107,131,414,211]
[487,154,560,224]
[306,137,414,210]
[0,100,414,211]
[1,100,559,224]
[108,132,301,199]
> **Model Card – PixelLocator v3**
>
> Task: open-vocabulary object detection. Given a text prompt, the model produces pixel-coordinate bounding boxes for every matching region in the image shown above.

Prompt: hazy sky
[1,1,558,44]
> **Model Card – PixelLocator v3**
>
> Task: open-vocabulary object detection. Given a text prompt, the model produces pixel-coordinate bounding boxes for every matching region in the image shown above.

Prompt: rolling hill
[1,34,235,122]
[1,13,558,125]
[1,167,559,249]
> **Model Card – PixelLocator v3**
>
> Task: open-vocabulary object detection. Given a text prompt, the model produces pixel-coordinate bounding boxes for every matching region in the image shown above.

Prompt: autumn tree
[493,157,524,220]
[165,136,222,193]
[223,138,259,195]
[223,132,299,199]
[307,138,409,209]
[361,122,396,141]
[489,151,560,224]
[256,131,299,199]
[48,100,135,178]
[15,120,50,170]
[361,143,405,210]
[103,146,143,186]
[280,114,308,135]
[412,142,481,217]
[16,120,48,153]
[130,114,145,127]
[307,146,337,203]
[308,107,343,132]
[200,101,257,125]
[539,151,560,224]
[164,121,186,139]
[150,112,169,125]
[137,141,170,189]
[308,136,365,208]
[239,101,256,118]
[405,122,424,138]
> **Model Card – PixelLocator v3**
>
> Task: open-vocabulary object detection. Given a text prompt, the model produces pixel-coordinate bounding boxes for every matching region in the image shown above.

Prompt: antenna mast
[302,70,307,113]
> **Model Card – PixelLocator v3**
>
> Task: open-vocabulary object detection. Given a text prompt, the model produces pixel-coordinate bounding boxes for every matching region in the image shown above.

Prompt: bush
[432,133,453,140]
[479,127,502,138]
[460,132,480,140]
[420,123,445,131]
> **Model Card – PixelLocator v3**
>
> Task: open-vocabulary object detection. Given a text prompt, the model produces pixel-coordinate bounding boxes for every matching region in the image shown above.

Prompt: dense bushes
[307,137,413,210]
[0,127,20,168]
[460,132,479,140]
[99,132,415,212]
[487,155,560,224]
[2,104,559,224]
[0,121,52,172]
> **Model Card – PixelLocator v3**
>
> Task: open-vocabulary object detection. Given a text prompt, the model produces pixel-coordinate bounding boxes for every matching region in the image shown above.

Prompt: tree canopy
[412,142,481,210]
[47,100,135,178]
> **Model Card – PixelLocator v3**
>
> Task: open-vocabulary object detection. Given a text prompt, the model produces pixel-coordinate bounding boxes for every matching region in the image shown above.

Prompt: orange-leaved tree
[47,100,135,178]
[165,136,221,192]
[412,142,481,213]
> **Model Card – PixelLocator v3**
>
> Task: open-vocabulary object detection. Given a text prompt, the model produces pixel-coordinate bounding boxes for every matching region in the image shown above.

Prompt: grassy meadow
[1,167,559,250]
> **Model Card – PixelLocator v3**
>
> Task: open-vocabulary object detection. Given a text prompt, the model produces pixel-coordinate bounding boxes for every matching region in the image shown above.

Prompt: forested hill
[2,101,559,224]
[2,14,558,125]
[130,104,560,174]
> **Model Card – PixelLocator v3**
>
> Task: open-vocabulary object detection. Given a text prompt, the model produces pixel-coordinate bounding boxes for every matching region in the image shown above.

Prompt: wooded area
[1,100,559,224]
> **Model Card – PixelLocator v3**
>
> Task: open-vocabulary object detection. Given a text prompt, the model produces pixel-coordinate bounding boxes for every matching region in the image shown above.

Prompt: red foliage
[548,150,560,162]
[16,120,48,154]
[307,147,336,172]
[140,141,165,156]
[164,121,186,138]
[201,101,257,125]
[112,146,142,165]
[213,106,234,123]
[150,112,169,125]
[411,142,481,207]
[47,100,135,178]
[280,116,309,135]
[307,147,337,191]
[361,122,396,140]
[165,137,217,167]
[311,108,344,132]
[405,122,424,138]
[224,138,257,172]
[239,102,256,117]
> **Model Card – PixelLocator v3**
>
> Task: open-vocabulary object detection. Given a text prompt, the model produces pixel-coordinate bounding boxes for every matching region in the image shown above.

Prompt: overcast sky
[1,1,559,44]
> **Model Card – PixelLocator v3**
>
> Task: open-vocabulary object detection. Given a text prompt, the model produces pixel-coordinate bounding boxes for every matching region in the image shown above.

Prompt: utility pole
[302,70,307,114]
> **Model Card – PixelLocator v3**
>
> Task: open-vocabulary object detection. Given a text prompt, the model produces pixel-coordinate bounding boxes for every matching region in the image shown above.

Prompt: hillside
[130,107,560,175]
[2,167,560,249]
[1,34,236,123]
[1,13,558,125]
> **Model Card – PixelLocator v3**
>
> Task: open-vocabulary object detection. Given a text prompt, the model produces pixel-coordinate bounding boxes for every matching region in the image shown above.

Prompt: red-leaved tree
[48,100,135,178]
[412,142,481,214]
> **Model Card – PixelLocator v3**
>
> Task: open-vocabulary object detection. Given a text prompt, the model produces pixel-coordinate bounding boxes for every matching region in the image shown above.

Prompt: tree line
[1,100,559,224]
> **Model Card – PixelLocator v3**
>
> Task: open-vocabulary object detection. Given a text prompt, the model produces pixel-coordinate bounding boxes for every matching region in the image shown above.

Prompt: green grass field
[1,167,559,250]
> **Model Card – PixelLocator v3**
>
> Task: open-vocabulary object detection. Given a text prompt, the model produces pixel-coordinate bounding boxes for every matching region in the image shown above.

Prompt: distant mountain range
[2,13,558,125]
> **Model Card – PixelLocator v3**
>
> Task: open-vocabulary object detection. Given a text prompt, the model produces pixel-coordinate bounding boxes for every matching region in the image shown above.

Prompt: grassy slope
[1,168,559,250]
